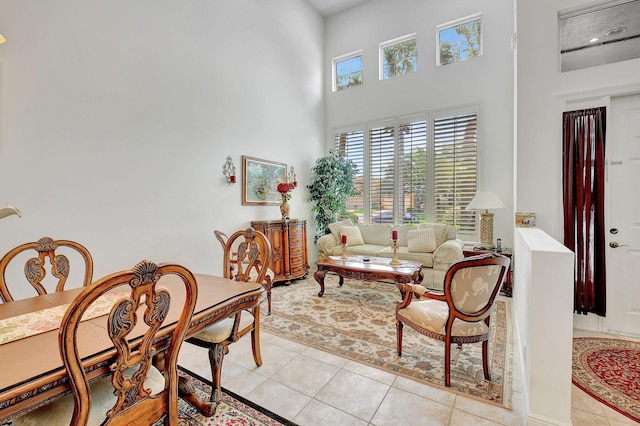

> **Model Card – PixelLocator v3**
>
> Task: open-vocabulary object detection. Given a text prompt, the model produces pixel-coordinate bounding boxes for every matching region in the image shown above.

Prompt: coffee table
[314,255,423,297]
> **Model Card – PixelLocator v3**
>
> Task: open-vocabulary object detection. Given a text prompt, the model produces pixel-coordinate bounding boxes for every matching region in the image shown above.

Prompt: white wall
[0,0,325,291]
[514,228,574,425]
[515,0,640,240]
[323,0,515,247]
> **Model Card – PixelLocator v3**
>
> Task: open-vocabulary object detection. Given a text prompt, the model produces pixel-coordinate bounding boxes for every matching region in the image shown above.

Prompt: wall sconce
[0,203,21,220]
[223,156,236,185]
[287,166,297,187]
[0,34,6,45]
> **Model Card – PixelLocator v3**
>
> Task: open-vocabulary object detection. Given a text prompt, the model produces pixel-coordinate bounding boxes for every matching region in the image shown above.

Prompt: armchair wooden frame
[0,236,94,302]
[396,253,510,387]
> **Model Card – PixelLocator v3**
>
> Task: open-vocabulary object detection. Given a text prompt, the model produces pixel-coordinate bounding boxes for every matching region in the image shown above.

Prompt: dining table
[0,272,264,422]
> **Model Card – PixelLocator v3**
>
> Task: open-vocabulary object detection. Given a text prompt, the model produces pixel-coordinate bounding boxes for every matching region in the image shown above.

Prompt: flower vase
[280,199,290,220]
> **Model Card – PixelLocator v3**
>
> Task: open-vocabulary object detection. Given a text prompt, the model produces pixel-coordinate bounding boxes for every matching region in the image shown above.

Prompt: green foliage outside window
[382,38,417,79]
[439,19,481,65]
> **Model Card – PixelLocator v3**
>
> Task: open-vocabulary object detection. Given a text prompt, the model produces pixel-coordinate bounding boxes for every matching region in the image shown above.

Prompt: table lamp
[466,190,505,249]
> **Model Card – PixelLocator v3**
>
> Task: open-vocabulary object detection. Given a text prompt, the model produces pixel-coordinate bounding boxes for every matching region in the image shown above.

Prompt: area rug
[572,337,640,423]
[1,368,296,426]
[173,367,298,425]
[263,275,513,408]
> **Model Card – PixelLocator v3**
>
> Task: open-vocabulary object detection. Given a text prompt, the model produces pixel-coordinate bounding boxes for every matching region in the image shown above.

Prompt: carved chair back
[61,260,197,425]
[0,237,94,302]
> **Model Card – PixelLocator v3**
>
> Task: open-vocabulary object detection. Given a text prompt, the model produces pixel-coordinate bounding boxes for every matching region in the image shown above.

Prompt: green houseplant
[307,150,358,242]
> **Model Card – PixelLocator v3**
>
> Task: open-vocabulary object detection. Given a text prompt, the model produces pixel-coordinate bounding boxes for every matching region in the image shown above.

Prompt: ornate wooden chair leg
[178,376,217,417]
[444,339,452,387]
[209,343,227,405]
[396,321,404,356]
[251,306,263,366]
[482,339,490,381]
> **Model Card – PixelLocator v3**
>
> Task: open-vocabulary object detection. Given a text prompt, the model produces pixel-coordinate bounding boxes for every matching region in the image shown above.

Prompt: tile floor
[178,297,639,425]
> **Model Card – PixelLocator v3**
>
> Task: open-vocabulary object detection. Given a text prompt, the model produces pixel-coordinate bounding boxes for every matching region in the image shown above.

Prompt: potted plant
[307,150,358,242]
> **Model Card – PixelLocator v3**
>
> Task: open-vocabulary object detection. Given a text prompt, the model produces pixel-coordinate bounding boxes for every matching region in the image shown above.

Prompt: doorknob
[610,228,618,234]
[609,241,629,248]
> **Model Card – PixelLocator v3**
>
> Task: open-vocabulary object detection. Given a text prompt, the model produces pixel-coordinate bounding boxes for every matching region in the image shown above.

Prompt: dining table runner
[0,291,128,346]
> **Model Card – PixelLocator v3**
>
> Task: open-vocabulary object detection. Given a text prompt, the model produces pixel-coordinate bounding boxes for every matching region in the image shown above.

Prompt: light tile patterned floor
[178,299,639,425]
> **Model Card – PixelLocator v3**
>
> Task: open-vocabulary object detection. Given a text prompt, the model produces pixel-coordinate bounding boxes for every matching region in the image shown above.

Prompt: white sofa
[316,220,464,291]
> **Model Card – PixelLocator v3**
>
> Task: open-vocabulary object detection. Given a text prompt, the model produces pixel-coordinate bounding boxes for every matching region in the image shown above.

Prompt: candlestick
[392,229,398,241]
[341,240,348,260]
[389,240,401,266]
[341,234,347,245]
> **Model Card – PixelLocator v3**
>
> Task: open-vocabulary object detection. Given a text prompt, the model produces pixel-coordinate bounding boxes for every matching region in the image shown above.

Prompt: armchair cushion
[398,299,490,337]
[339,225,364,246]
[407,229,436,253]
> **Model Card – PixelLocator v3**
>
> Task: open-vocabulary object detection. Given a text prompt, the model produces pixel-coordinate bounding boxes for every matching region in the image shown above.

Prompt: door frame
[559,83,640,333]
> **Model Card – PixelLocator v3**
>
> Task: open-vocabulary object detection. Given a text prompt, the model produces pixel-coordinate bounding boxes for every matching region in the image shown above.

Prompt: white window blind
[433,112,478,232]
[335,130,365,213]
[333,107,478,234]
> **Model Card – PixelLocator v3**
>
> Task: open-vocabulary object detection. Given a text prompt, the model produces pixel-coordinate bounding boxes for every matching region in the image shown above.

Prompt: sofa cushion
[357,224,393,246]
[339,225,364,246]
[328,219,354,240]
[395,225,418,246]
[418,223,448,246]
[407,229,436,253]
[377,246,434,267]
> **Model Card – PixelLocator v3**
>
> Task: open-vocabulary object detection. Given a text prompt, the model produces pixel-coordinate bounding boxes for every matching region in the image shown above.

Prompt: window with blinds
[433,112,478,232]
[335,130,365,215]
[333,108,478,234]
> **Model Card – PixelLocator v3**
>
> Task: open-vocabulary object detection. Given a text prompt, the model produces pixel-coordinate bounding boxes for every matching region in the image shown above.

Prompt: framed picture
[242,156,287,205]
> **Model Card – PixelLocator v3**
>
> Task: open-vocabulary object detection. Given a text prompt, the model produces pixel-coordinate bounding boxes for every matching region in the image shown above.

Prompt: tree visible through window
[380,34,417,80]
[334,109,478,235]
[438,16,482,65]
[334,54,362,91]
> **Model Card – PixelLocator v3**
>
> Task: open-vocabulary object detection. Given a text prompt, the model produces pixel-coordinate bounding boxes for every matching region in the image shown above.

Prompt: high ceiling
[307,0,369,17]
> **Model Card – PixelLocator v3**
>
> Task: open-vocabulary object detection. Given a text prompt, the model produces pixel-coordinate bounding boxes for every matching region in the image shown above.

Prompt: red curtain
[562,107,606,316]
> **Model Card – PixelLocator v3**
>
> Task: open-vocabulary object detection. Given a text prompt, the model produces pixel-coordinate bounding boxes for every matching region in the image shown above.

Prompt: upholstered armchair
[396,253,510,386]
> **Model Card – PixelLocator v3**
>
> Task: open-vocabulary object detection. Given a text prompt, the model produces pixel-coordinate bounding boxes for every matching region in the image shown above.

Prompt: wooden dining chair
[214,228,274,314]
[0,236,94,302]
[12,260,198,426]
[187,227,271,406]
[396,253,510,387]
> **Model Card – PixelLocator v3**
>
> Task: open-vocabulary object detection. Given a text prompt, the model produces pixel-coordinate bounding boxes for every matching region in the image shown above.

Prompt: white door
[605,93,640,337]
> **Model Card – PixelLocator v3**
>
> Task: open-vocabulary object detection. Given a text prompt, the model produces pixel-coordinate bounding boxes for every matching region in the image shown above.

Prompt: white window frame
[379,33,418,80]
[333,105,480,239]
[436,13,483,66]
[332,50,363,92]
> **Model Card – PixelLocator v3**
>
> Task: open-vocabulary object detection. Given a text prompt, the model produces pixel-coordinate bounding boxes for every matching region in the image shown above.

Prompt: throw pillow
[339,225,365,246]
[418,224,448,247]
[407,229,436,253]
[328,219,354,241]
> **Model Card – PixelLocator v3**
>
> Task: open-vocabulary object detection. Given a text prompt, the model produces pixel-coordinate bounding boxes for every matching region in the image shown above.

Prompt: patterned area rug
[174,367,297,425]
[572,337,640,423]
[1,368,296,426]
[264,275,513,408]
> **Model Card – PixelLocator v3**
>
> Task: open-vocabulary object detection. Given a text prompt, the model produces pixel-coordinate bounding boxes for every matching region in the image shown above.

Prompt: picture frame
[242,156,287,205]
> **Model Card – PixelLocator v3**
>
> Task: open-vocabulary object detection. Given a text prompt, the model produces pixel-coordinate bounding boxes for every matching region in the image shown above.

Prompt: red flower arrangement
[277,181,297,201]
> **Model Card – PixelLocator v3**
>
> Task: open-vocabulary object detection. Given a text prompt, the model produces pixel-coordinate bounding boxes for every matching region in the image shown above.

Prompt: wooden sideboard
[251,219,309,284]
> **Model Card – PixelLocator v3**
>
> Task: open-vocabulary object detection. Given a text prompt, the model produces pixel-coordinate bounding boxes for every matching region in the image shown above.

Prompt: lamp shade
[466,190,505,211]
[0,34,6,44]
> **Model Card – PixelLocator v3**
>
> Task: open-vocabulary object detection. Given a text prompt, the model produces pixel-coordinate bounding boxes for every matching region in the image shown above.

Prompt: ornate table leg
[314,267,327,297]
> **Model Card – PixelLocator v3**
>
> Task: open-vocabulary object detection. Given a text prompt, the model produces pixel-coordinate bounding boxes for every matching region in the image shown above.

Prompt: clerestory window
[437,14,482,66]
[380,34,418,80]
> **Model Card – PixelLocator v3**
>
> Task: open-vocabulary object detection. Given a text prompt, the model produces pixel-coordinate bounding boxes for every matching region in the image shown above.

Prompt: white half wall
[514,227,574,425]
